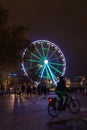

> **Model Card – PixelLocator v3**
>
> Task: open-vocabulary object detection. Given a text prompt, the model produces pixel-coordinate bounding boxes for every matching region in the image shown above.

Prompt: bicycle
[48,94,80,117]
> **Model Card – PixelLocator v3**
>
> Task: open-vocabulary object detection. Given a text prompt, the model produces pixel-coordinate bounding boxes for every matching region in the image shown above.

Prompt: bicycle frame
[48,94,80,117]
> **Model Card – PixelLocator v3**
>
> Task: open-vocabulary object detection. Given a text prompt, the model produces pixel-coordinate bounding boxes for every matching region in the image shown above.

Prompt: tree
[29,65,40,81]
[0,5,34,81]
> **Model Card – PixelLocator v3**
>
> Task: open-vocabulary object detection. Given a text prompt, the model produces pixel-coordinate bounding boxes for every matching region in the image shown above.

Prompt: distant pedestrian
[41,84,47,98]
[1,84,4,97]
[21,83,25,96]
[26,83,32,98]
[15,84,22,99]
[80,77,87,95]
[6,85,10,96]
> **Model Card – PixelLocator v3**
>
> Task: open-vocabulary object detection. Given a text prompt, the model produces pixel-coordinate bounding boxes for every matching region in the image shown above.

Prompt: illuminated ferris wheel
[21,40,66,84]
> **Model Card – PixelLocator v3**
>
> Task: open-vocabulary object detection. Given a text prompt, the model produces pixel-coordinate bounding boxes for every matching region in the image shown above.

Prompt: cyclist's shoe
[62,106,66,111]
[58,106,62,111]
[62,104,67,111]
[58,108,61,111]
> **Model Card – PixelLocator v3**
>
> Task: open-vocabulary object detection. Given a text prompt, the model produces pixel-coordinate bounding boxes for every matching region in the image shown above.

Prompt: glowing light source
[44,59,48,64]
[22,40,66,84]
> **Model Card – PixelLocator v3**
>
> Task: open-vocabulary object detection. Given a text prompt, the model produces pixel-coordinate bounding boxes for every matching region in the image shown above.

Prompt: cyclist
[56,76,70,110]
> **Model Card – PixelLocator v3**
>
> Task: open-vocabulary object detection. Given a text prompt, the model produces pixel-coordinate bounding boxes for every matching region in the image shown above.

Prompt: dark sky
[1,0,87,79]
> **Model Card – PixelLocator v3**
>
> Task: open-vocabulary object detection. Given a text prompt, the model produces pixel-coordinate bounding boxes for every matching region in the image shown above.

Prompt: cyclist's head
[59,76,64,80]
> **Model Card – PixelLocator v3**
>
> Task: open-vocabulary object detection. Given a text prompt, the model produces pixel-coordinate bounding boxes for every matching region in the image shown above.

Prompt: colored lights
[44,59,48,64]
[22,40,66,84]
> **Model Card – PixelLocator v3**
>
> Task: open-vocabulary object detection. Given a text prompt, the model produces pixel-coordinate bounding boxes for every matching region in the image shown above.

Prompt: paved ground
[0,91,87,130]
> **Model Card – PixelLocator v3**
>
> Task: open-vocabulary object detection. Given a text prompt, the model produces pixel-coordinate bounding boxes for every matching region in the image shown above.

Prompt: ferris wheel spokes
[22,40,66,83]
[47,64,57,85]
[45,43,51,59]
[49,64,63,75]
[48,49,57,60]
[31,53,42,61]
[49,62,64,66]
[41,42,45,59]
[49,56,62,62]
[34,45,43,59]
[26,59,41,63]
[40,64,46,78]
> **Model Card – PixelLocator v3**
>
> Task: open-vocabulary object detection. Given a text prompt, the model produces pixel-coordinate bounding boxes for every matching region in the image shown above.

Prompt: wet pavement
[0,92,87,130]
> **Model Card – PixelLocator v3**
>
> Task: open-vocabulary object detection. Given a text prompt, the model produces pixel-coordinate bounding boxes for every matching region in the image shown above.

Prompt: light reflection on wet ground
[0,93,87,130]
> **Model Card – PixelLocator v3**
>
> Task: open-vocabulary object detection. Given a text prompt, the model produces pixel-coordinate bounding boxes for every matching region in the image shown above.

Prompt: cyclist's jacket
[56,80,68,91]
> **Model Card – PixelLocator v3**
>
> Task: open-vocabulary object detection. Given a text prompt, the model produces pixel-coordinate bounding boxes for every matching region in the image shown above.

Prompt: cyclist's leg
[62,91,69,107]
[56,91,63,109]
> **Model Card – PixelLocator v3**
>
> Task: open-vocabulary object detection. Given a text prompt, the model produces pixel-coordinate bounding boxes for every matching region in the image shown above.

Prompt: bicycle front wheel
[48,101,61,117]
[68,99,80,114]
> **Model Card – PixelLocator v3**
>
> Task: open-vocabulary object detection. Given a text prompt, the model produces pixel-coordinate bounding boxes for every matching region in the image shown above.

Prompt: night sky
[1,0,87,79]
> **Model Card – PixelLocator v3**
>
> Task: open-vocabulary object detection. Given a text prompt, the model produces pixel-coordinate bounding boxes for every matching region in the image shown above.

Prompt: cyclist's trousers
[56,90,69,106]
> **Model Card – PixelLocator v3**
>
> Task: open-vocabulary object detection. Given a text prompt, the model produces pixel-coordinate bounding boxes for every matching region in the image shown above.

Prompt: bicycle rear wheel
[68,99,80,114]
[48,101,61,117]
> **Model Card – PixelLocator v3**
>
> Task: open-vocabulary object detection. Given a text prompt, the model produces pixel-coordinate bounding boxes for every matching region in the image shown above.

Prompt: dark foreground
[0,91,87,130]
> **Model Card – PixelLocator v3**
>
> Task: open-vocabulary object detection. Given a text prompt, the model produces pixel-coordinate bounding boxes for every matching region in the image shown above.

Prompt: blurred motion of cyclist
[56,76,70,110]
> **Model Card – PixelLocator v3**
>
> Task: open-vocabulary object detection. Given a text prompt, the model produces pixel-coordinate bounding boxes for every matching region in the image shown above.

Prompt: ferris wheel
[21,40,66,84]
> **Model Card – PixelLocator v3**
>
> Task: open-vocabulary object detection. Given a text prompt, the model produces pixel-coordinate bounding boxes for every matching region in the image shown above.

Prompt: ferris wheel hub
[44,59,48,64]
